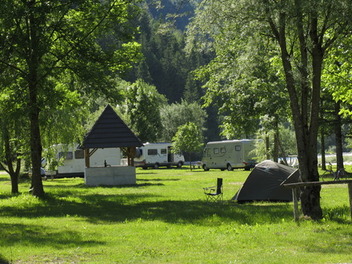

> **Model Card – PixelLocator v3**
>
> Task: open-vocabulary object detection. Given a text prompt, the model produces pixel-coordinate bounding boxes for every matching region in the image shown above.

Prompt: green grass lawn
[0,168,351,264]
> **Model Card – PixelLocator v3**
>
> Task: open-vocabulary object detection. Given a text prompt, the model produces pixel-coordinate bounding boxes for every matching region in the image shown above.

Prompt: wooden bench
[283,180,352,221]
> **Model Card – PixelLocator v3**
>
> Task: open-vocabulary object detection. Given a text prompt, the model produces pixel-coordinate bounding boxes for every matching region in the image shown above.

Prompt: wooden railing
[283,180,352,221]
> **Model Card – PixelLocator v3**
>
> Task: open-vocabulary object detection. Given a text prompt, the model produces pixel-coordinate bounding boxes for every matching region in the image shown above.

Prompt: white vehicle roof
[142,142,172,147]
[206,139,255,145]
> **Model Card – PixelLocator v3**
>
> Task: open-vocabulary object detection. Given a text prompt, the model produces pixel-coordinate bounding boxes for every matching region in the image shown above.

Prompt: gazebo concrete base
[84,166,136,186]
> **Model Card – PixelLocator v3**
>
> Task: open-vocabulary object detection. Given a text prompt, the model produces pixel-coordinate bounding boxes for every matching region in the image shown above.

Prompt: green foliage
[0,77,31,192]
[172,122,204,154]
[189,2,289,139]
[254,124,297,161]
[322,35,352,117]
[0,0,142,196]
[189,0,352,219]
[160,100,207,142]
[119,79,167,142]
[128,5,211,103]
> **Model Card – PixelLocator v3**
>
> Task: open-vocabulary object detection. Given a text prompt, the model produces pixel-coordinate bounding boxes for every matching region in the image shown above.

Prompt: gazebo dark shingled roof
[82,104,142,149]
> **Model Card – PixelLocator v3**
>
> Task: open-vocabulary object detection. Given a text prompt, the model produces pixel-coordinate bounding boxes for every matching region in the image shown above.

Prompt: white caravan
[201,139,256,171]
[134,142,185,169]
[46,144,121,178]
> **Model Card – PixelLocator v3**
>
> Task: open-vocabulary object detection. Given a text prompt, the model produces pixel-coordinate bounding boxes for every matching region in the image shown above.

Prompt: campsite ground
[0,167,351,263]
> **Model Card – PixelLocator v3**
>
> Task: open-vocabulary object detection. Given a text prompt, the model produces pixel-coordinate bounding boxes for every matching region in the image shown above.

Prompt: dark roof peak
[82,104,142,149]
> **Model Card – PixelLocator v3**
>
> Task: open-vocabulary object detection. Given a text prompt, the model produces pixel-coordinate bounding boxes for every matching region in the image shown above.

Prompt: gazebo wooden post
[84,148,90,168]
[128,146,135,166]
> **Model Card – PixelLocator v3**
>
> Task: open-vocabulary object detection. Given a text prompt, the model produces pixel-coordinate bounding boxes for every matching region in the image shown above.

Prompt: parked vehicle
[45,144,121,178]
[201,139,257,171]
[134,142,185,169]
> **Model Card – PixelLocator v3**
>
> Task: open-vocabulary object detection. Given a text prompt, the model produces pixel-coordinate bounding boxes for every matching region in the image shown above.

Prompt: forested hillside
[124,0,220,141]
[127,0,209,104]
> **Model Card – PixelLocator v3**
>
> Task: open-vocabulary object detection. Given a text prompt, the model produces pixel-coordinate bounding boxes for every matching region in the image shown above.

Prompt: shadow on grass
[1,189,296,225]
[324,205,351,223]
[0,193,21,200]
[2,178,350,227]
[138,177,180,182]
[44,178,171,189]
[0,254,10,264]
[0,222,104,250]
[0,177,9,182]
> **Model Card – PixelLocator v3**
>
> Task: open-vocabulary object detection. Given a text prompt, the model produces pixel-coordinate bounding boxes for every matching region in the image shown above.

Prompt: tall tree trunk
[8,158,21,194]
[267,3,323,219]
[29,96,44,197]
[1,124,21,194]
[28,1,44,197]
[298,11,324,219]
[334,101,344,171]
[320,128,326,171]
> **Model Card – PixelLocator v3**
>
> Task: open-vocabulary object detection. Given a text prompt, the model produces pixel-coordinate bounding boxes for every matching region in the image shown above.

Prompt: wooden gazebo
[81,105,143,186]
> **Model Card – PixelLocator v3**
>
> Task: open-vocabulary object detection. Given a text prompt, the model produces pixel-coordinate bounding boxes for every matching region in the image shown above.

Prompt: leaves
[172,122,203,154]
[119,79,167,142]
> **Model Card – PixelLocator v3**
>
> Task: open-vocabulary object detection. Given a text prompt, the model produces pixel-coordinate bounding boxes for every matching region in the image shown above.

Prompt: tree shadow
[0,192,22,200]
[138,177,180,182]
[1,190,296,226]
[323,205,351,223]
[44,181,166,190]
[0,254,10,264]
[0,222,104,251]
[0,177,9,182]
[135,171,157,175]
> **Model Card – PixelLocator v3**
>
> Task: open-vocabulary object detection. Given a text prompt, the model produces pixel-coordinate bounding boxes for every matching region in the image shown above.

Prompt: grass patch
[0,168,351,263]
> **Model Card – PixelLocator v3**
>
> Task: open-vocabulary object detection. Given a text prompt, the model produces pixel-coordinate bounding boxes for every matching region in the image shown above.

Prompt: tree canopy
[0,0,141,196]
[188,0,352,219]
[119,79,167,142]
[160,100,207,142]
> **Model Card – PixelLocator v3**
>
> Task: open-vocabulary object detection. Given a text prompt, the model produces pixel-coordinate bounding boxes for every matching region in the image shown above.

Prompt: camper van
[45,144,121,178]
[201,139,256,171]
[134,142,185,169]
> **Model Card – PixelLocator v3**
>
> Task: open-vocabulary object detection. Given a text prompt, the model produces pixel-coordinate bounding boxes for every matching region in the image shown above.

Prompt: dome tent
[232,160,300,203]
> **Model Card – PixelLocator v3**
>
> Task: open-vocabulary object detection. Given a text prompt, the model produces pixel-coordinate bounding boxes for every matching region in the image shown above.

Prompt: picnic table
[283,180,352,221]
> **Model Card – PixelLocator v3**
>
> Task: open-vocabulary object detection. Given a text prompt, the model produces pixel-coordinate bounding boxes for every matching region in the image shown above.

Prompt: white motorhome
[134,142,185,169]
[45,144,121,178]
[201,139,256,171]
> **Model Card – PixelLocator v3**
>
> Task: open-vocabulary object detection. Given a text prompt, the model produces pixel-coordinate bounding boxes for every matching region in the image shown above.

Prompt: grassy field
[0,167,351,264]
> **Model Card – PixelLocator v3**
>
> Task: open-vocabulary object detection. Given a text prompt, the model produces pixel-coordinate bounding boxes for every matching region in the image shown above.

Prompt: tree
[0,113,28,194]
[255,124,297,164]
[119,79,167,142]
[172,122,204,170]
[191,17,290,141]
[127,4,212,104]
[160,100,207,142]
[189,0,352,219]
[321,35,352,171]
[0,0,141,197]
[263,0,352,219]
[323,35,352,114]
[319,92,351,172]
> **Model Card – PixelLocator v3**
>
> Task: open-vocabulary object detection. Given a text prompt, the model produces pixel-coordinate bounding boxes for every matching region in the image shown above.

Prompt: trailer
[201,139,257,171]
[133,142,185,169]
[45,144,121,178]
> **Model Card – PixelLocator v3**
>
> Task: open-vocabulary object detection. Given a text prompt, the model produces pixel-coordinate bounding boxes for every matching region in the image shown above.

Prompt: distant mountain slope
[146,0,196,30]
